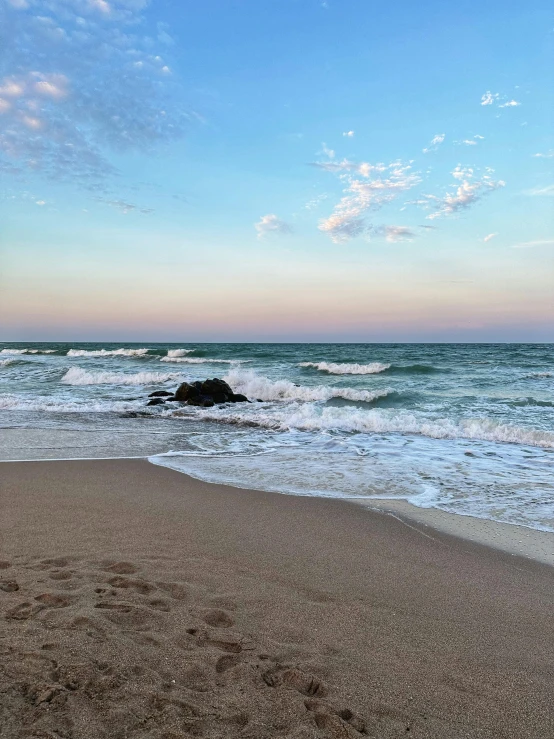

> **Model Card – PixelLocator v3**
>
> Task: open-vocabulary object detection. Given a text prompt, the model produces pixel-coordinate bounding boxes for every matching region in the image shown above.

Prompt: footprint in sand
[262,667,326,697]
[0,580,19,592]
[5,601,44,620]
[35,593,72,608]
[102,561,140,575]
[42,557,73,568]
[107,575,156,595]
[305,700,366,736]
[0,561,11,570]
[49,570,73,581]
[202,608,234,628]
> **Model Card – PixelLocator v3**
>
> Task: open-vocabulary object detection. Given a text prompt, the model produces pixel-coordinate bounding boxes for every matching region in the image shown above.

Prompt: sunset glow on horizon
[1,0,553,342]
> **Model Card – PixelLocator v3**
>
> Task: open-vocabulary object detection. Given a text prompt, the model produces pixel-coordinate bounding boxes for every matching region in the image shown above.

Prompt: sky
[1,0,553,342]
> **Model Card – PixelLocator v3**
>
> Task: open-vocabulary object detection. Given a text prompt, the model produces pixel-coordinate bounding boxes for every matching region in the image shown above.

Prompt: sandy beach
[1,459,553,739]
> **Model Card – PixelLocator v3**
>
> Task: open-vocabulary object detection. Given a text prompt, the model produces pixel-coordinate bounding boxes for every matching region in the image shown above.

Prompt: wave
[299,361,390,375]
[61,367,183,386]
[160,356,240,364]
[0,394,141,413]
[0,348,57,355]
[169,402,554,449]
[0,359,14,367]
[166,349,195,358]
[525,372,553,379]
[223,368,389,403]
[66,348,151,358]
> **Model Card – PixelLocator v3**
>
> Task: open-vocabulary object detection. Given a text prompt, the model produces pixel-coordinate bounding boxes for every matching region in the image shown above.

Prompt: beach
[1,459,553,738]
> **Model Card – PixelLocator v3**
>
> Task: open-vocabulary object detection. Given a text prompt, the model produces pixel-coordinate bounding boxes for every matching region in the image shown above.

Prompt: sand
[1,459,553,739]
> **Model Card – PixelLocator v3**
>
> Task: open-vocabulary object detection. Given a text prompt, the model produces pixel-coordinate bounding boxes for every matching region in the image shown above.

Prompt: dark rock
[200,378,234,403]
[164,396,179,402]
[174,382,197,402]
[187,395,215,408]
[147,398,166,406]
[148,390,173,398]
[165,378,238,408]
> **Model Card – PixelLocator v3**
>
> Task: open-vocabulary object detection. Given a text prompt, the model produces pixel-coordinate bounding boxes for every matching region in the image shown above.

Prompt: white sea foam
[223,368,389,403]
[0,359,14,367]
[67,348,151,357]
[0,348,56,355]
[166,349,195,357]
[0,394,141,413]
[61,367,183,386]
[174,401,554,449]
[300,361,391,375]
[160,356,239,364]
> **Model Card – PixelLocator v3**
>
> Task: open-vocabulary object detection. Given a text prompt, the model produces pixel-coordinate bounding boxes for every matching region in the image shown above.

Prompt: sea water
[0,342,553,532]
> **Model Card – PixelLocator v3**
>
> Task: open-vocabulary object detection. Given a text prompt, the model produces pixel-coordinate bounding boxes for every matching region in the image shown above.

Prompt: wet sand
[1,459,553,738]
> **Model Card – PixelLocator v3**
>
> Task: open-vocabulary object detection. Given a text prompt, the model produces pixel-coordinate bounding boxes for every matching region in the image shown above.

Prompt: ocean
[1,342,553,532]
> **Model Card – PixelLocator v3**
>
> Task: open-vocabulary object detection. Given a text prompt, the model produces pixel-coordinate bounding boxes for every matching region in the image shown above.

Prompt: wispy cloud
[320,142,335,159]
[511,239,554,249]
[481,91,499,106]
[0,0,189,189]
[304,193,329,210]
[95,197,154,214]
[422,133,445,154]
[369,225,416,242]
[317,160,421,242]
[481,91,520,108]
[525,184,554,196]
[532,150,554,159]
[342,130,355,138]
[255,214,293,238]
[483,233,497,242]
[416,166,505,220]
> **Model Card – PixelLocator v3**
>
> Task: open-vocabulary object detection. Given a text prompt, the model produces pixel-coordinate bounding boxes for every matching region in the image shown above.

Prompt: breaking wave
[0,394,141,413]
[0,359,14,367]
[172,402,554,449]
[222,368,389,403]
[61,367,184,386]
[299,361,390,375]
[0,348,57,355]
[67,348,151,358]
[166,349,195,358]
[160,356,240,364]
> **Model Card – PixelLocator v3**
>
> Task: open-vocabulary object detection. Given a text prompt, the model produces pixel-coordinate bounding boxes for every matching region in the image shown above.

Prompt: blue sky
[1,0,553,341]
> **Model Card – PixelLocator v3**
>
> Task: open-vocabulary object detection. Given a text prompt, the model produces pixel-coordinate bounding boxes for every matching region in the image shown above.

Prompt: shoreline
[1,458,553,738]
[2,453,553,567]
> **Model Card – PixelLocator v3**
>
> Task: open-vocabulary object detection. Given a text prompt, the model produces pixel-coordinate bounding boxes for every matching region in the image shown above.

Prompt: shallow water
[1,342,553,531]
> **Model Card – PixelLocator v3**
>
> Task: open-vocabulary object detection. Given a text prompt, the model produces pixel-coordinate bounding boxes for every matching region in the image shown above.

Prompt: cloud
[481,91,520,108]
[532,150,554,159]
[95,197,154,214]
[0,0,188,189]
[320,142,335,159]
[423,133,445,154]
[481,92,499,106]
[318,161,420,242]
[369,225,416,242]
[483,233,497,242]
[416,166,505,220]
[511,240,554,249]
[255,214,293,238]
[459,139,477,146]
[304,193,329,210]
[342,130,355,138]
[525,185,554,196]
[474,135,485,140]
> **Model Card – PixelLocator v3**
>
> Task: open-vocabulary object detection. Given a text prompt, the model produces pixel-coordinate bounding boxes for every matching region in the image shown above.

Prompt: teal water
[1,342,553,531]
